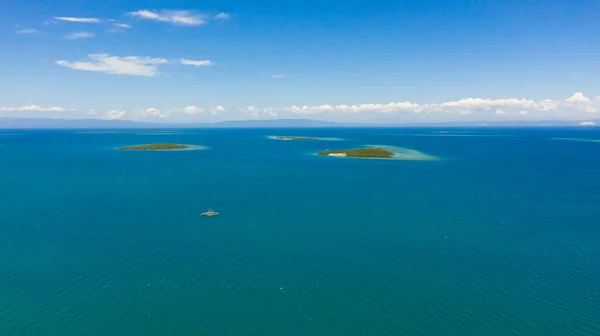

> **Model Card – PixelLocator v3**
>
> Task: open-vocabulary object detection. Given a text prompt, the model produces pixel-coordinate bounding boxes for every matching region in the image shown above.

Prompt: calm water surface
[1,128,599,335]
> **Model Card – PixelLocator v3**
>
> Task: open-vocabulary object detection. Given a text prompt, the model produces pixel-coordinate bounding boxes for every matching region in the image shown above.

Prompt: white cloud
[272,74,284,79]
[136,108,168,118]
[16,28,37,34]
[233,92,600,121]
[580,121,596,126]
[281,101,420,115]
[209,105,226,115]
[105,110,126,120]
[182,106,204,116]
[240,106,277,118]
[54,17,101,23]
[214,12,231,20]
[65,31,94,39]
[127,10,206,26]
[113,23,131,29]
[180,59,213,67]
[134,106,212,119]
[567,92,590,104]
[56,54,169,76]
[0,105,65,112]
[582,106,596,113]
[565,92,596,113]
[264,108,277,117]
[244,106,259,117]
[438,98,546,111]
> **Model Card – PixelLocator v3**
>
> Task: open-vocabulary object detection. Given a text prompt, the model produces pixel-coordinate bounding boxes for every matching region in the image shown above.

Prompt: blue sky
[2,0,600,123]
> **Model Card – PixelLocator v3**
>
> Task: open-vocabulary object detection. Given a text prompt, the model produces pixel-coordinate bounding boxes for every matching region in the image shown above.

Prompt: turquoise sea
[1,128,599,336]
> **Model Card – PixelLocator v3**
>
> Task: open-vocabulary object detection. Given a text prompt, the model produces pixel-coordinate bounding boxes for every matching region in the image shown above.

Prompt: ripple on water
[375,145,440,161]
[77,131,200,135]
[389,133,514,138]
[135,132,201,136]
[551,137,600,143]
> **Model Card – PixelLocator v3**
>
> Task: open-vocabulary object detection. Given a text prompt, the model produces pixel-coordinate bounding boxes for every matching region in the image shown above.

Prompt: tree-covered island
[118,144,189,150]
[317,147,394,158]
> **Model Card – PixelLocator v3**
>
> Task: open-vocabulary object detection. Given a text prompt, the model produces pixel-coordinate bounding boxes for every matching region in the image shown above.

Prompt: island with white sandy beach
[318,147,394,158]
[317,145,439,160]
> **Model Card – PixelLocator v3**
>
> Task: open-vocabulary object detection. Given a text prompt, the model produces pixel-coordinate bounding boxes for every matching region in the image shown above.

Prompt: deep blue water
[1,128,599,335]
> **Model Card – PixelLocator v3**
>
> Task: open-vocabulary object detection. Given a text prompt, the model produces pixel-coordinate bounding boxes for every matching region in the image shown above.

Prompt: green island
[276,136,318,141]
[118,143,189,151]
[317,147,394,158]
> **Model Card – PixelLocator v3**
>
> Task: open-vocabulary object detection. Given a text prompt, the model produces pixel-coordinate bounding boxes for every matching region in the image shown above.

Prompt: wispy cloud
[54,17,101,23]
[134,108,168,118]
[64,31,94,39]
[55,54,169,76]
[127,10,206,26]
[272,74,284,79]
[214,12,231,20]
[16,28,38,34]
[107,22,132,33]
[180,59,213,67]
[105,110,127,120]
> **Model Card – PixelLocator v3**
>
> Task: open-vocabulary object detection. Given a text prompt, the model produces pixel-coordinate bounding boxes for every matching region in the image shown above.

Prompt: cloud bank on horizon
[1,93,599,124]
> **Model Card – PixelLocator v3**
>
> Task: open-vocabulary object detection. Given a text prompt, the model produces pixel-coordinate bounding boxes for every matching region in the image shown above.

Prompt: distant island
[276,136,318,141]
[317,147,394,158]
[118,144,189,151]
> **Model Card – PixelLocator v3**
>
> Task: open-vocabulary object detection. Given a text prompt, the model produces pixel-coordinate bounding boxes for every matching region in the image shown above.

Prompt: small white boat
[201,209,219,217]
